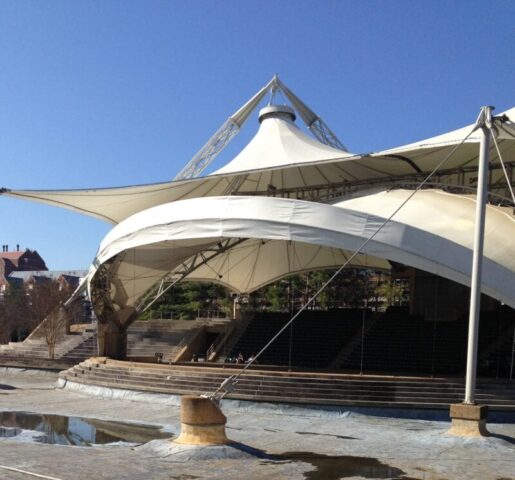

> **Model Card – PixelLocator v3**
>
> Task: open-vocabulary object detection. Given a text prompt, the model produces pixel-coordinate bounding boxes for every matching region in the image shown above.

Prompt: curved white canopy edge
[376,106,515,154]
[87,192,515,309]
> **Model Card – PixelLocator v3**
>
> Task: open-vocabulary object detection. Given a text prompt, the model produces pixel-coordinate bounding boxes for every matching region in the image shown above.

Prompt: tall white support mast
[464,106,493,404]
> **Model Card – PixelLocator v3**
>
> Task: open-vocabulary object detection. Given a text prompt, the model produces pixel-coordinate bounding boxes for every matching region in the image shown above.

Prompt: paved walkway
[0,369,514,479]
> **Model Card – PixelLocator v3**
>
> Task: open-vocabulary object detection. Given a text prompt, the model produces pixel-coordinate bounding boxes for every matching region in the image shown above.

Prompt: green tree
[144,281,232,320]
[0,284,33,342]
[375,278,406,308]
[29,280,73,359]
[245,268,376,312]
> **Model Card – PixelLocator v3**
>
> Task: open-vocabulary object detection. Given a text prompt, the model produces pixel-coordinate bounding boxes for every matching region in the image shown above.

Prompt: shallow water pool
[0,411,171,446]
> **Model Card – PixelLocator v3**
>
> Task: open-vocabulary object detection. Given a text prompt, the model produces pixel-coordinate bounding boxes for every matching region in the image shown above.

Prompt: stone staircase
[0,329,97,361]
[126,319,208,360]
[0,319,230,365]
[328,312,380,370]
[60,359,515,411]
[64,332,98,361]
[214,318,251,363]
[225,310,364,368]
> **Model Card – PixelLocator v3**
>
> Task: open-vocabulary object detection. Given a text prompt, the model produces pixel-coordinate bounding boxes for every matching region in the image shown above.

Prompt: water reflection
[262,452,410,480]
[0,411,170,446]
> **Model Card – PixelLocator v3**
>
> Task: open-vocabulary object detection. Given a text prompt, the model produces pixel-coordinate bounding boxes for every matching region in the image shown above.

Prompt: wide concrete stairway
[226,310,365,368]
[60,359,515,411]
[340,309,515,377]
[0,329,97,362]
[0,319,223,364]
[126,319,211,360]
[64,332,98,361]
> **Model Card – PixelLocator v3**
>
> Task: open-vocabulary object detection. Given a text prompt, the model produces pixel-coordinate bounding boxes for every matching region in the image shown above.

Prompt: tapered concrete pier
[175,396,229,445]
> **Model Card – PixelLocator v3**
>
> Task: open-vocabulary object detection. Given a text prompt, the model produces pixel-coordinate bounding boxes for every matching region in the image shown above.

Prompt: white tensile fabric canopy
[2,107,514,224]
[86,191,515,310]
[212,114,354,174]
[2,80,514,319]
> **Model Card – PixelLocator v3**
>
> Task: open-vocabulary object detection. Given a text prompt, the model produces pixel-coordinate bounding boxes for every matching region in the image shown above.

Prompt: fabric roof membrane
[86,193,515,311]
[3,107,513,224]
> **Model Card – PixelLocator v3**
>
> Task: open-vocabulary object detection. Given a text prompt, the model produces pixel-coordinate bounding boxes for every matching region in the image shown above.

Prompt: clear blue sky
[1,1,514,270]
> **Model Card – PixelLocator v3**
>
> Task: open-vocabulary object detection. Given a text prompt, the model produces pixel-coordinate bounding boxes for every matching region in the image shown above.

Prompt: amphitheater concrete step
[126,319,209,360]
[0,330,97,361]
[65,372,503,404]
[59,359,515,411]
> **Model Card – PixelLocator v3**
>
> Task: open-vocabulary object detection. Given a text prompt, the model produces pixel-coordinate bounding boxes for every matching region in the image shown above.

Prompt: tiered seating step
[228,310,366,368]
[59,359,515,411]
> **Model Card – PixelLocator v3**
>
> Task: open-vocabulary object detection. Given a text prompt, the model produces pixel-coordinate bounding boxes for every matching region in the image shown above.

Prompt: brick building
[0,245,48,292]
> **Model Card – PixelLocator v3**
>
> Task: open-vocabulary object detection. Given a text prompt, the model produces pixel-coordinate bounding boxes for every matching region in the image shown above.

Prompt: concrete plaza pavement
[0,369,514,480]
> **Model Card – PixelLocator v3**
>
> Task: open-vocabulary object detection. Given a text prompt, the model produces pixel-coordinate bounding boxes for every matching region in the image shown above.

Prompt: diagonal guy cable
[489,125,515,205]
[209,123,479,400]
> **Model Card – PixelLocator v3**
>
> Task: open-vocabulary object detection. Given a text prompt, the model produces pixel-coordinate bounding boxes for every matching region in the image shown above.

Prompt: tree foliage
[0,284,33,342]
[0,280,76,358]
[141,281,232,320]
[143,268,399,319]
[247,269,377,312]
[29,281,74,359]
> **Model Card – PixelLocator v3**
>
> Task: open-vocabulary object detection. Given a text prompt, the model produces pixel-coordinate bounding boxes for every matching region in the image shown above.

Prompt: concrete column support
[175,396,229,445]
[97,322,127,360]
[96,307,137,360]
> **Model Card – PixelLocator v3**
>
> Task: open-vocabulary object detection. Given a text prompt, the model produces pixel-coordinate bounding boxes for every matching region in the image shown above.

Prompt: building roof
[0,251,25,260]
[0,249,47,271]
[8,270,88,281]
[0,251,26,267]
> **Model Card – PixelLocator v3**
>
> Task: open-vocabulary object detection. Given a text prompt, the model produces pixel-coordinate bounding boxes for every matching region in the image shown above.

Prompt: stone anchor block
[447,403,489,437]
[175,395,229,445]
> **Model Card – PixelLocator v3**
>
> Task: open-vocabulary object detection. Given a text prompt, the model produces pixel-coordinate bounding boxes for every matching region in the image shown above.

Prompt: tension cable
[208,122,480,402]
[489,121,515,205]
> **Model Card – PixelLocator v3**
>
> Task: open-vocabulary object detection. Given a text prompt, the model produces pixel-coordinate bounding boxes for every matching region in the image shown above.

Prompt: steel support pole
[464,107,492,404]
